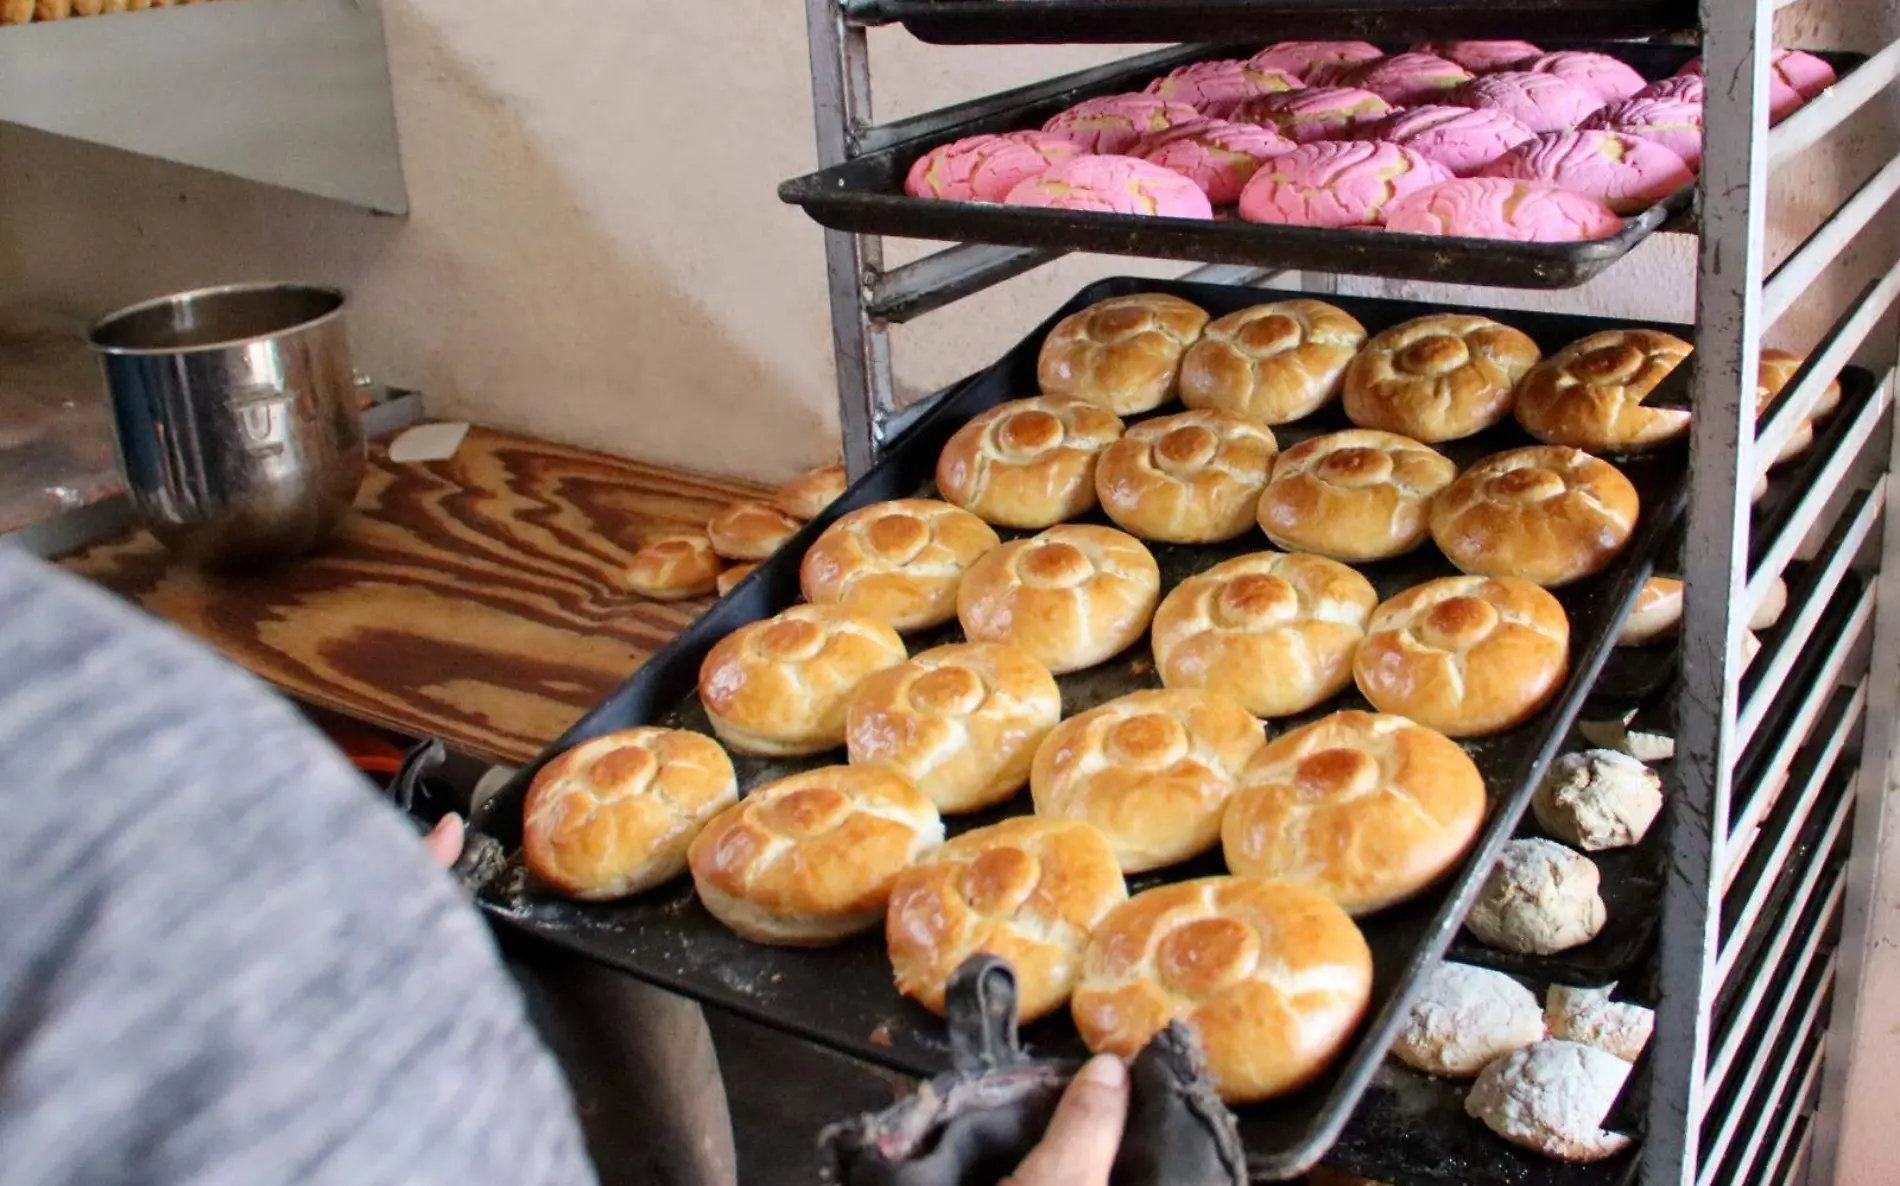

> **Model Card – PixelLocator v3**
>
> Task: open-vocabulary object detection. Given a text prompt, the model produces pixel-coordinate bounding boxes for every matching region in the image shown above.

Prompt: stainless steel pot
[89,282,366,568]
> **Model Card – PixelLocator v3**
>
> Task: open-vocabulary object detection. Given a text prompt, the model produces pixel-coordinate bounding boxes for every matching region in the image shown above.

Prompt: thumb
[1008,1054,1129,1186]
[424,813,464,869]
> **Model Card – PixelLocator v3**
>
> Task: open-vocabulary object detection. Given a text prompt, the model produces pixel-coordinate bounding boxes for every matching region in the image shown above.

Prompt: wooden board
[63,428,771,764]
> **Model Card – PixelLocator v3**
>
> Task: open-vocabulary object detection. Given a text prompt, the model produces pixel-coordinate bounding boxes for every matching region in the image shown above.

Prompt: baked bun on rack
[688,764,943,946]
[1223,710,1486,914]
[715,563,758,597]
[1429,445,1640,587]
[774,463,848,521]
[1513,329,1694,452]
[1030,688,1265,873]
[1342,313,1542,443]
[886,817,1127,1022]
[936,396,1125,529]
[707,500,803,561]
[1178,300,1369,424]
[845,642,1062,814]
[957,525,1161,674]
[1036,292,1211,414]
[624,532,723,601]
[1257,428,1459,562]
[800,499,1000,632]
[1150,550,1377,718]
[698,604,906,756]
[1071,876,1373,1103]
[1757,348,1830,465]
[1354,575,1570,737]
[523,727,739,899]
[1616,576,1682,646]
[1094,409,1279,544]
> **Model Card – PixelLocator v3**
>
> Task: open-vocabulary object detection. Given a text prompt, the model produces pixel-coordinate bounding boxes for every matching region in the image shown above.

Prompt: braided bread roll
[957,525,1161,674]
[1178,299,1368,424]
[1514,329,1693,452]
[800,498,1000,631]
[1257,428,1459,562]
[698,605,906,756]
[1094,410,1278,544]
[1429,445,1639,587]
[707,500,802,561]
[936,396,1125,529]
[1342,313,1542,443]
[1037,293,1211,414]
[624,531,722,601]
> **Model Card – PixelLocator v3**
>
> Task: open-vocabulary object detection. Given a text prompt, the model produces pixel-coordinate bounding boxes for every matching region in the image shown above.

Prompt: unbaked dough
[1532,750,1663,852]
[1466,1039,1635,1162]
[1464,838,1606,955]
[1545,984,1653,1063]
[1391,962,1545,1078]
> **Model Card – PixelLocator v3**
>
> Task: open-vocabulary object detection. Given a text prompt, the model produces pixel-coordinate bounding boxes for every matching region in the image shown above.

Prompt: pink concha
[1232,87,1395,143]
[1248,40,1383,82]
[1676,52,1811,123]
[1135,118,1297,205]
[1004,155,1216,219]
[1581,97,1705,170]
[1042,94,1204,155]
[1237,140,1452,228]
[1412,40,1543,74]
[1342,52,1475,106]
[1523,51,1649,102]
[1145,59,1303,119]
[1638,74,1705,104]
[1382,177,1624,241]
[1479,129,1695,215]
[1361,105,1537,176]
[1453,72,1608,135]
[904,132,1087,202]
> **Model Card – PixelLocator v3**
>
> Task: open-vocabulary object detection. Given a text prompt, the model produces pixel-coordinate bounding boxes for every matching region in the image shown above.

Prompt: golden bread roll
[1150,551,1377,718]
[1,0,34,24]
[698,605,906,756]
[1257,429,1459,562]
[1513,330,1693,453]
[1753,575,1788,630]
[1342,314,1542,443]
[1430,445,1640,587]
[774,463,848,520]
[1758,349,1831,465]
[1616,576,1682,646]
[624,532,722,601]
[936,396,1125,529]
[707,500,802,561]
[886,817,1127,1021]
[1094,410,1278,544]
[800,499,1001,632]
[715,563,758,597]
[1179,300,1368,425]
[688,765,943,945]
[1030,689,1265,873]
[957,525,1161,674]
[34,0,69,17]
[1355,575,1569,737]
[1071,876,1373,1102]
[1223,711,1486,914]
[1037,293,1211,414]
[523,727,738,899]
[846,642,1061,814]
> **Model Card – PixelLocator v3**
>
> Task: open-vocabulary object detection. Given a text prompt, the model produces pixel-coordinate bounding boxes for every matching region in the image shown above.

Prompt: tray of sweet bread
[0,0,227,25]
[471,276,1715,1180]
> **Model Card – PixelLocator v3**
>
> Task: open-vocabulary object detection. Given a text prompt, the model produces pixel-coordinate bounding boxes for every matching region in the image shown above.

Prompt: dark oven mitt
[819,956,1246,1186]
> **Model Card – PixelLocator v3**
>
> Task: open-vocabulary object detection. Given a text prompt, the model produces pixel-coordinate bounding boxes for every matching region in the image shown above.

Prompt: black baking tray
[863,0,1693,47]
[470,277,1689,1180]
[780,45,1865,289]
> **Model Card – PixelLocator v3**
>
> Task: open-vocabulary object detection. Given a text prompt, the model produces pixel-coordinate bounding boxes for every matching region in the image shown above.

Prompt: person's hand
[1006,1053,1129,1186]
[424,813,464,868]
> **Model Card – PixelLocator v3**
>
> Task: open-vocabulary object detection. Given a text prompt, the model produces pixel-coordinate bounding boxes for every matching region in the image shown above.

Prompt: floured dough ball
[1391,962,1545,1077]
[1532,750,1663,852]
[1464,838,1606,955]
[1546,984,1654,1063]
[1466,1040,1635,1162]
[1753,575,1788,630]
[1577,711,1676,763]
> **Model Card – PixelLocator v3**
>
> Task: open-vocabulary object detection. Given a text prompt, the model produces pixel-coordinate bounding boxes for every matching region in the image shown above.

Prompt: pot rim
[88,282,348,357]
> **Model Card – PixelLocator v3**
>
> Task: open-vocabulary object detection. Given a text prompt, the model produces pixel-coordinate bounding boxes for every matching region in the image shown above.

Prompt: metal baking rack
[781,3,1900,1183]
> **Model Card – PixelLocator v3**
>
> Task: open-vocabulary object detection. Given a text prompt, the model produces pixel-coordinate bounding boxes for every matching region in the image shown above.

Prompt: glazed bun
[1514,330,1694,452]
[774,463,848,521]
[1430,445,1640,587]
[707,500,803,561]
[958,525,1161,675]
[936,396,1125,529]
[1223,711,1486,914]
[800,499,1001,632]
[688,765,943,946]
[698,605,907,756]
[715,563,758,597]
[523,728,739,899]
[1037,292,1211,414]
[846,642,1062,814]
[1616,576,1682,646]
[624,532,722,601]
[886,817,1127,1022]
[1095,410,1278,544]
[1758,349,1828,465]
[1151,551,1377,718]
[1355,575,1570,737]
[1030,689,1265,873]
[1179,300,1369,424]
[1071,876,1373,1103]
[1257,429,1459,562]
[1342,313,1542,443]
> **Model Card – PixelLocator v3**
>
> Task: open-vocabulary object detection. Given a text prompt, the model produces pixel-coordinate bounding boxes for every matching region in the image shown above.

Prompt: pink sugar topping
[1231,87,1395,143]
[1145,59,1303,119]
[1041,94,1204,155]
[1004,154,1216,219]
[904,131,1087,202]
[1248,41,1383,82]
[1478,129,1695,215]
[1134,118,1297,204]
[1361,104,1537,176]
[1523,51,1650,103]
[1383,177,1624,241]
[1453,72,1607,134]
[1236,139,1452,228]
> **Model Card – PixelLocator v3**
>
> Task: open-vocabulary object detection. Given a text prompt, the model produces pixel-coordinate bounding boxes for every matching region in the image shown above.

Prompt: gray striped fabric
[0,549,595,1186]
